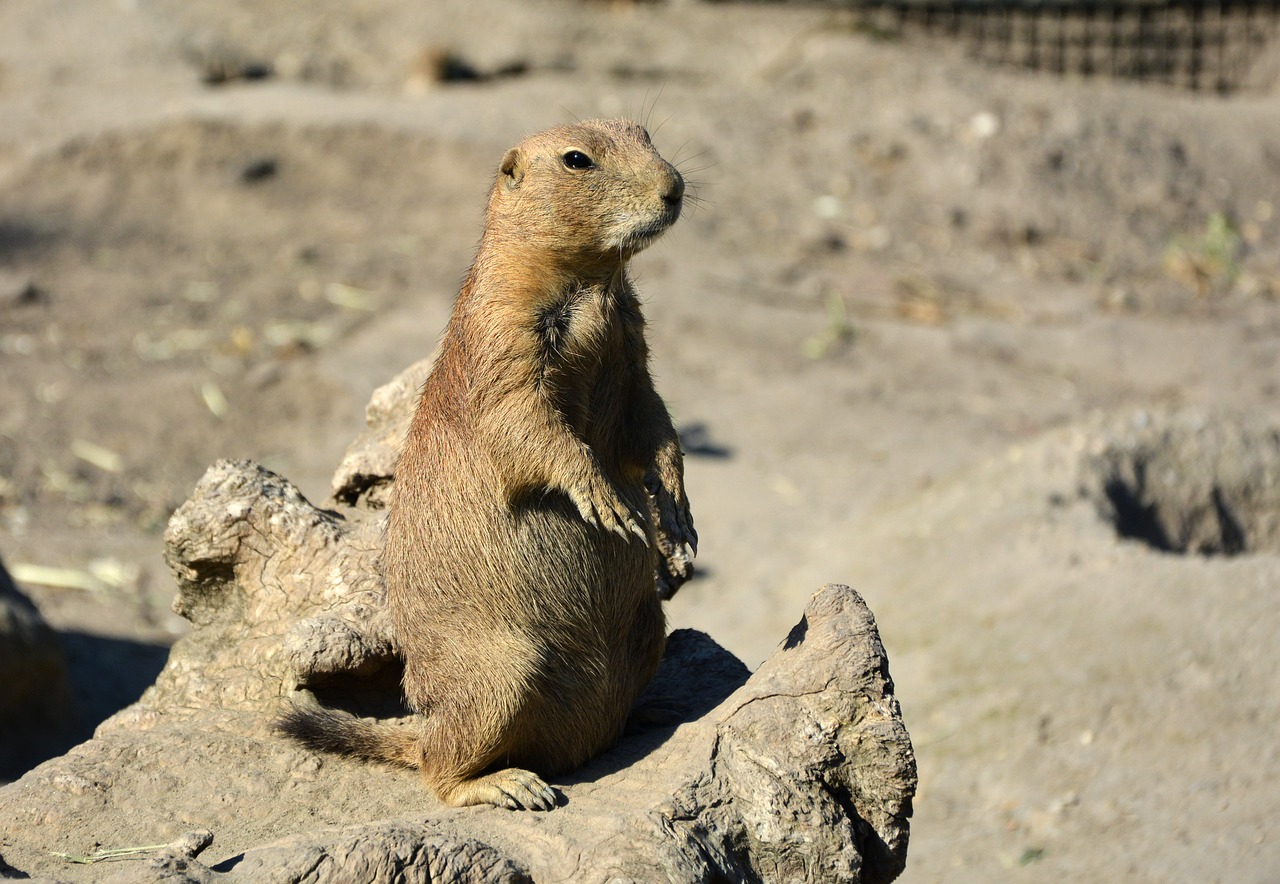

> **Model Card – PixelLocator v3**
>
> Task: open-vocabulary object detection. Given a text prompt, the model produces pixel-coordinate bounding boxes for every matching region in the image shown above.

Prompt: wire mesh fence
[845,0,1280,91]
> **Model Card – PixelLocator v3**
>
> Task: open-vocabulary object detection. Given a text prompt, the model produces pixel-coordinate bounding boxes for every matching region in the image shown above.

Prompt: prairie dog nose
[662,166,685,206]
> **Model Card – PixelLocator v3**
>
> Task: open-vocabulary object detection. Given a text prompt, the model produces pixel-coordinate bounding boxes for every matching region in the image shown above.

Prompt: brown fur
[277,119,696,811]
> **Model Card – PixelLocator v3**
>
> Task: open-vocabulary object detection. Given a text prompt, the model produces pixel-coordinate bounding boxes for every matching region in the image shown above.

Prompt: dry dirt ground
[2,1,1279,881]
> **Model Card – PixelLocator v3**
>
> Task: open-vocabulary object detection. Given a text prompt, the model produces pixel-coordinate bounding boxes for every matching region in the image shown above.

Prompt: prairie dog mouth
[607,202,681,253]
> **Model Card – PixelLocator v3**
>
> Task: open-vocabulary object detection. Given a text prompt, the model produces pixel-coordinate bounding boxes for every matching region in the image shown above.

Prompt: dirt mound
[1083,410,1280,555]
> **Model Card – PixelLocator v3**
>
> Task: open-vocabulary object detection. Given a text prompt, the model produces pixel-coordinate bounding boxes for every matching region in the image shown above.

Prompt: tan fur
[278,119,695,811]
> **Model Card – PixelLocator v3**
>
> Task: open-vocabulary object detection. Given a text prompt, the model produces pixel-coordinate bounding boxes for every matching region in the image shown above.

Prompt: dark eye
[562,150,594,170]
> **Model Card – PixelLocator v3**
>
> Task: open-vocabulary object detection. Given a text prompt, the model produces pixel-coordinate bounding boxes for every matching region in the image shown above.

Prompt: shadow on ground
[1,632,172,781]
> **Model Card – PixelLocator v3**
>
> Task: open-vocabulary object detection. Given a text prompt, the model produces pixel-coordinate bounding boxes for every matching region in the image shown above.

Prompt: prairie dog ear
[500,147,524,189]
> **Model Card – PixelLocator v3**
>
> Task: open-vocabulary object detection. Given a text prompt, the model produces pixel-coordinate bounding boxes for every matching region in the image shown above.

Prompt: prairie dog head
[487,119,684,270]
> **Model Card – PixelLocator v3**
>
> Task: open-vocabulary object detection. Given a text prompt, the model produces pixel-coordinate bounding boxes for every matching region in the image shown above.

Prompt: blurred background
[2,0,1278,880]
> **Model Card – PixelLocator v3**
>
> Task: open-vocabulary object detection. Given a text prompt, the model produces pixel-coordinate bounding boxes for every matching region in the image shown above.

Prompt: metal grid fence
[850,0,1280,91]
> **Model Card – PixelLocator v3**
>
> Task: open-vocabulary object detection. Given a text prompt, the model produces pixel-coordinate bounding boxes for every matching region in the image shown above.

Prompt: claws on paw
[454,768,558,811]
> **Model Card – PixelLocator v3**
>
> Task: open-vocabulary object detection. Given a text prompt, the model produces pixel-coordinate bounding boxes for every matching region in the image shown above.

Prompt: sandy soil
[2,1,1278,880]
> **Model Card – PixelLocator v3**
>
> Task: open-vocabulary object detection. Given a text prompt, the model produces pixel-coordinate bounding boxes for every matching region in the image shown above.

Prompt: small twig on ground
[52,844,168,864]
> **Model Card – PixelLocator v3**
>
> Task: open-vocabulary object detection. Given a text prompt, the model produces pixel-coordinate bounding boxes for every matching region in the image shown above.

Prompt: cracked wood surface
[0,360,915,883]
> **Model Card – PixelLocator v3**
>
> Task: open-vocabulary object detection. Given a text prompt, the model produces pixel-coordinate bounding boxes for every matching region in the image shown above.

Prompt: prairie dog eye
[561,150,595,170]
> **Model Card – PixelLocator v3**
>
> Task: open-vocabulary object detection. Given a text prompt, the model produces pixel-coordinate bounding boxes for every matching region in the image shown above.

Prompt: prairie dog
[278,119,696,810]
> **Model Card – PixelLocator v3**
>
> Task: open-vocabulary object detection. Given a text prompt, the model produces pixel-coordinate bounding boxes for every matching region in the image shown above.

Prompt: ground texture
[1,1,1279,880]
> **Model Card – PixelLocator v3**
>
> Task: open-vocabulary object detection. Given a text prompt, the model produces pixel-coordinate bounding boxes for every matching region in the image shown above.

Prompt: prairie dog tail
[275,703,420,768]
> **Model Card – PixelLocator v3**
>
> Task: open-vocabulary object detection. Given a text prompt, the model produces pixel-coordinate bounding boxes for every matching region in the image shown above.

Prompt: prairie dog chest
[536,286,628,377]
[532,286,634,432]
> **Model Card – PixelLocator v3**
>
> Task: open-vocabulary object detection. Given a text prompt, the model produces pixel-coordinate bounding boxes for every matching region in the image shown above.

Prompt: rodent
[277,118,697,811]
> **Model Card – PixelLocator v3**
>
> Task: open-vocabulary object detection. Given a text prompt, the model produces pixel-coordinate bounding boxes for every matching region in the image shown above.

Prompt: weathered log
[0,362,916,882]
